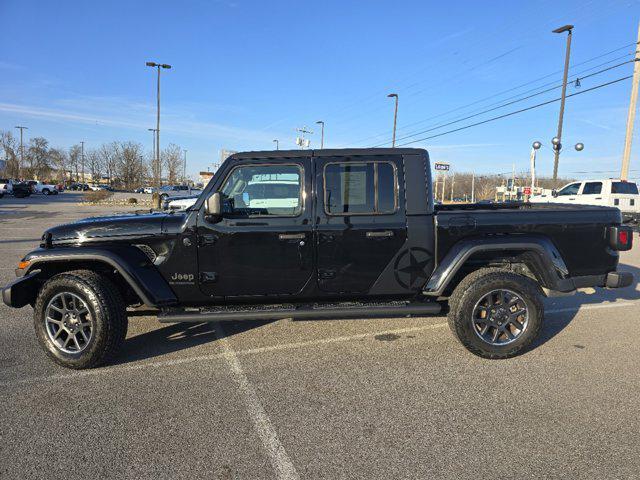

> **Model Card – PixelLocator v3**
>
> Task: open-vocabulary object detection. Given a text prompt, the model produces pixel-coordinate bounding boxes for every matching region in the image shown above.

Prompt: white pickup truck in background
[530,178,640,224]
[27,181,59,195]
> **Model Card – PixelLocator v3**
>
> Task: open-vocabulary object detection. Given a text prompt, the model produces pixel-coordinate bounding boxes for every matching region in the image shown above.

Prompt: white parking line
[1,300,638,388]
[215,323,300,480]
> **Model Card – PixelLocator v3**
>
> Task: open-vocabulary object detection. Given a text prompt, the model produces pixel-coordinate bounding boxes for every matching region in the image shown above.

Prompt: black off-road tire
[34,270,128,369]
[447,268,544,359]
[42,188,50,195]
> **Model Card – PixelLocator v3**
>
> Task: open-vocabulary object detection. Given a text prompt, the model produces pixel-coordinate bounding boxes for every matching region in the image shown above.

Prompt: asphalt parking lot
[1,192,639,479]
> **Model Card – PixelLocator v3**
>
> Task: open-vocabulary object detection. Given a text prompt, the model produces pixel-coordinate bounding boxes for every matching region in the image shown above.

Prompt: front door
[315,154,407,294]
[196,158,313,298]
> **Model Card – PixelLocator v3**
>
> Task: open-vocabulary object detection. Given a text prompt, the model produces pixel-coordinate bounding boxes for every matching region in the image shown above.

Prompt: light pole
[14,125,28,170]
[387,93,399,147]
[273,139,279,150]
[80,141,85,183]
[531,141,541,190]
[551,24,574,180]
[146,61,171,190]
[148,128,157,176]
[315,121,325,149]
[183,149,187,184]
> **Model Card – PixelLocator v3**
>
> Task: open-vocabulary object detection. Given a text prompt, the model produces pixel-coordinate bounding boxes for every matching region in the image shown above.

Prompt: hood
[44,211,184,245]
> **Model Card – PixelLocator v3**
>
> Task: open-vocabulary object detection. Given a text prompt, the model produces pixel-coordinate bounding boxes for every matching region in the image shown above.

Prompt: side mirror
[552,189,558,197]
[205,192,221,216]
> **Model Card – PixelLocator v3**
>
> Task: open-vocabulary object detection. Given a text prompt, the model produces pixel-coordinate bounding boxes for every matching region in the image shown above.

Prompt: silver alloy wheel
[45,292,93,354]
[471,289,529,346]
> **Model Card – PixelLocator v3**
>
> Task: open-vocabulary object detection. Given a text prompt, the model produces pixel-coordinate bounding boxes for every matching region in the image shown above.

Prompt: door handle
[279,233,306,240]
[366,230,394,238]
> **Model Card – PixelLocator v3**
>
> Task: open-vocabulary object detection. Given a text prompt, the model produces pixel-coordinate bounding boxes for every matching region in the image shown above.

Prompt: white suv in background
[530,179,640,223]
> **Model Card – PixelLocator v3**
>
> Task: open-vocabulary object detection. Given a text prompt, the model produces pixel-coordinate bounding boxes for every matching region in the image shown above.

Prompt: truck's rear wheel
[34,270,128,369]
[447,268,543,359]
[42,188,50,195]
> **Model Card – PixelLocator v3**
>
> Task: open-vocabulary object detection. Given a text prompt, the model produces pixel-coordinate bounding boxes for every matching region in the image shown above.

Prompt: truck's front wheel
[448,269,543,359]
[34,270,128,369]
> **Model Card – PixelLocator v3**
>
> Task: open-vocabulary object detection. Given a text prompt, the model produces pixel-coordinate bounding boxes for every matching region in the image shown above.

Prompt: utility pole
[552,25,574,180]
[146,62,172,192]
[14,126,28,172]
[80,141,85,183]
[621,22,640,180]
[295,127,313,149]
[387,93,399,147]
[316,121,325,149]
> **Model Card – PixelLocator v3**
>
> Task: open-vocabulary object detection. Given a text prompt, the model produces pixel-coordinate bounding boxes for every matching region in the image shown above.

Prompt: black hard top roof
[229,147,427,160]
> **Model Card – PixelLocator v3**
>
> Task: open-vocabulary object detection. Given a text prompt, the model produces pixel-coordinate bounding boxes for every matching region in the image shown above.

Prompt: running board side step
[158,301,442,323]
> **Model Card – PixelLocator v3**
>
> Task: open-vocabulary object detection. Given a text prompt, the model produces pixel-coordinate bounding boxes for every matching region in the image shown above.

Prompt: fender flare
[21,246,177,307]
[423,236,572,296]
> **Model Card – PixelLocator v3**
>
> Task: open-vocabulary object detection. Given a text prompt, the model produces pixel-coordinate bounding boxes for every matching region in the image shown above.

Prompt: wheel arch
[423,236,573,297]
[18,247,177,308]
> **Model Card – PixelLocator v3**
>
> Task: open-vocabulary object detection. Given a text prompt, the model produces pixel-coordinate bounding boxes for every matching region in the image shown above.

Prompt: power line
[395,75,632,147]
[372,59,636,147]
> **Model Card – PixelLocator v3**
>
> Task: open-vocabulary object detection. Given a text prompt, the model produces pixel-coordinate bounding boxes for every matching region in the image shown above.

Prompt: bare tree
[49,148,69,183]
[86,149,101,184]
[26,137,51,180]
[163,143,183,184]
[1,130,20,178]
[97,142,118,187]
[69,145,82,182]
[115,141,146,190]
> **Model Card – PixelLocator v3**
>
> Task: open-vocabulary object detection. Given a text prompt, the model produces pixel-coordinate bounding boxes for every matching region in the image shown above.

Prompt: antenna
[295,126,313,149]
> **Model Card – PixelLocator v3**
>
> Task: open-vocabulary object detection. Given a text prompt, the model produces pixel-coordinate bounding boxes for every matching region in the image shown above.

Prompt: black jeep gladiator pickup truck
[2,148,634,369]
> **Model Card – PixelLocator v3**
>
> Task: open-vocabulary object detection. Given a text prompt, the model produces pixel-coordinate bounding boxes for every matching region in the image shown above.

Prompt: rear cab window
[611,182,639,194]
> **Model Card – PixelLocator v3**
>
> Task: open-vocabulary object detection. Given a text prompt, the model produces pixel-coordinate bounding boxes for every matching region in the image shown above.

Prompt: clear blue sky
[1,0,639,179]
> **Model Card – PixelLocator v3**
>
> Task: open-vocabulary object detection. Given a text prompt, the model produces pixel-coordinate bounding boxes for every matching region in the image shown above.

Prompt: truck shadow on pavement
[113,319,274,365]
[113,263,640,365]
[532,262,640,350]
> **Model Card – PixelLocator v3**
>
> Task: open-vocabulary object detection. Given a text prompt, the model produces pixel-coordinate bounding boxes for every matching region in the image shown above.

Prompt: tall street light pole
[387,93,398,147]
[183,149,187,184]
[551,24,574,180]
[14,125,28,170]
[148,128,158,178]
[146,61,171,190]
[273,139,279,150]
[315,121,325,149]
[80,141,85,183]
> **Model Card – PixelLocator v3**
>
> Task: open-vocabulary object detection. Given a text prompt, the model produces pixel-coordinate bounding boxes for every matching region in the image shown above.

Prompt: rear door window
[582,182,602,195]
[324,162,397,215]
[611,182,639,194]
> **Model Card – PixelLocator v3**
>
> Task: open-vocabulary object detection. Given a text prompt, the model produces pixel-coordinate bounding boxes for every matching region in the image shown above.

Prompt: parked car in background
[158,184,202,201]
[27,181,59,195]
[4,181,33,198]
[69,183,90,191]
[530,179,640,224]
[0,178,14,196]
[163,195,199,211]
[134,187,146,193]
[143,186,156,194]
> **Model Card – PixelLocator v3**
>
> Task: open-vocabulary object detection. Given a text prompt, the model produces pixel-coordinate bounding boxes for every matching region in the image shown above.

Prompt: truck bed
[434,202,622,277]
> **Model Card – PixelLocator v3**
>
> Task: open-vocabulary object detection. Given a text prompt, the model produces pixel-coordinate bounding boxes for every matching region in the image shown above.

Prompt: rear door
[577,181,605,206]
[315,154,407,294]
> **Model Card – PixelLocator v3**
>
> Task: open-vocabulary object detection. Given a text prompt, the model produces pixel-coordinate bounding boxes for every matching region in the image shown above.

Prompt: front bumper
[2,271,40,308]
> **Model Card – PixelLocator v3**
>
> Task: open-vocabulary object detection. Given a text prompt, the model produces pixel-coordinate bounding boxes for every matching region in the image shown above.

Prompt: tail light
[609,225,633,251]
